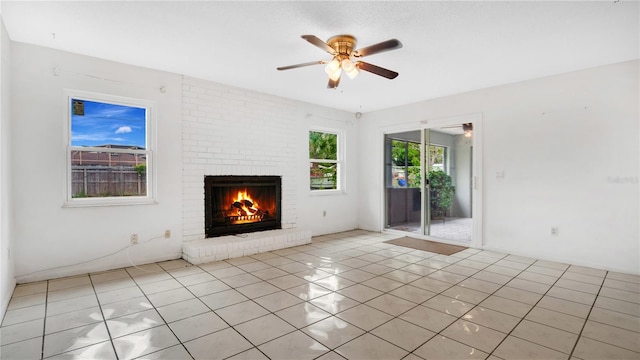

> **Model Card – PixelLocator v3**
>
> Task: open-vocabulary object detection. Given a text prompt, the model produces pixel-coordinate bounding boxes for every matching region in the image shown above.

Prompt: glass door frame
[421,127,430,237]
[381,113,483,249]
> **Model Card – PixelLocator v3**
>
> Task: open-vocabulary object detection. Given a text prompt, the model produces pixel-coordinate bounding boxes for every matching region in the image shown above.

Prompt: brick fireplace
[181,77,311,264]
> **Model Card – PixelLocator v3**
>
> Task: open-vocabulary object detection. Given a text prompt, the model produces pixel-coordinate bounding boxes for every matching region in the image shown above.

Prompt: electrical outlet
[551,227,559,236]
[164,230,171,239]
[322,210,326,217]
[130,233,139,245]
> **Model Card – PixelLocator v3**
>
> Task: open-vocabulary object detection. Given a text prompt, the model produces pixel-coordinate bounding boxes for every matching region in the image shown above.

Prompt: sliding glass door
[385,124,474,244]
[384,132,422,233]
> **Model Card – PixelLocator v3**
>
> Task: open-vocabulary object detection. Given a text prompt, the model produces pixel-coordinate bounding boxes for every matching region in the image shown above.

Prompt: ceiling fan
[438,123,474,138]
[277,34,403,89]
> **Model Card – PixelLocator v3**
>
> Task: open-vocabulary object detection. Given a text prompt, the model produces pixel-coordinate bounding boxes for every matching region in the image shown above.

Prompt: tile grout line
[587,285,640,319]
[181,258,333,358]
[534,273,640,342]
[208,237,434,357]
[126,265,197,360]
[297,239,426,357]
[401,252,519,359]
[312,247,493,357]
[278,244,480,357]
[60,242,410,356]
[39,280,49,360]
[88,273,120,360]
[213,246,372,358]
[482,260,576,358]
[362,252,583,359]
[491,265,628,356]
[567,270,606,359]
[214,256,352,358]
[226,241,623,358]
[183,262,275,360]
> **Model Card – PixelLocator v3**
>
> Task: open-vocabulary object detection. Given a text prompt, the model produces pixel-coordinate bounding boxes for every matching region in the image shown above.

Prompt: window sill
[309,189,346,196]
[63,197,158,208]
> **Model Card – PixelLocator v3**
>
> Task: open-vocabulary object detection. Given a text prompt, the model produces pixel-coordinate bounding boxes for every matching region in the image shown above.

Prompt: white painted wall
[8,41,357,285]
[0,18,15,319]
[298,110,359,235]
[11,43,184,283]
[181,77,357,241]
[358,60,640,274]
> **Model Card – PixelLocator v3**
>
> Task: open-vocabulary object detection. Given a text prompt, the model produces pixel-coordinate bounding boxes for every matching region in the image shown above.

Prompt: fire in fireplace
[205,176,281,237]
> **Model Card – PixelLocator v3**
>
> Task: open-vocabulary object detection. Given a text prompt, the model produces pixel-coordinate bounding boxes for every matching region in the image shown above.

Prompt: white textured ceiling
[2,1,638,113]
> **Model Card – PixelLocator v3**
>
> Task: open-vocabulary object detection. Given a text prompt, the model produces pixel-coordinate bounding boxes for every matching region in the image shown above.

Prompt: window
[65,90,155,206]
[429,145,447,173]
[309,129,342,191]
[390,139,421,188]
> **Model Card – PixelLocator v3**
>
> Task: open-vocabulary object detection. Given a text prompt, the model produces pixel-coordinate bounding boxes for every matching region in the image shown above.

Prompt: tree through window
[429,145,447,173]
[309,130,341,191]
[391,140,421,188]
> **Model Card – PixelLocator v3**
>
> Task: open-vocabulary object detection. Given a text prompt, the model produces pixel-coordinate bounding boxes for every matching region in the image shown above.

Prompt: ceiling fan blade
[353,39,402,57]
[301,35,337,55]
[327,76,341,89]
[356,61,399,79]
[277,60,327,71]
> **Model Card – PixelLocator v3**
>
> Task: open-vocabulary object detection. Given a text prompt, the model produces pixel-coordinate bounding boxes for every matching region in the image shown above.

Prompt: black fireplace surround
[205,175,282,237]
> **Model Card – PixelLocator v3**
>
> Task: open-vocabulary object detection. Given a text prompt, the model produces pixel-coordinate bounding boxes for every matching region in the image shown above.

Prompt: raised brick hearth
[182,228,311,264]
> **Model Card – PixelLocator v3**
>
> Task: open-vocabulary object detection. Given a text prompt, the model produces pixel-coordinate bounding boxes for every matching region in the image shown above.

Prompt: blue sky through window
[71,99,146,148]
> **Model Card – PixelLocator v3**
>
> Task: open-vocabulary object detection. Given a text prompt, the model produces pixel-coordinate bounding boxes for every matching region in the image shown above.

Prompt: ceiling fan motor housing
[327,35,357,58]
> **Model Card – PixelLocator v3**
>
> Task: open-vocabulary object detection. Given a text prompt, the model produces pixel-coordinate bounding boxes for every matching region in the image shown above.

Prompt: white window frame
[429,143,448,174]
[309,127,345,194]
[63,89,157,207]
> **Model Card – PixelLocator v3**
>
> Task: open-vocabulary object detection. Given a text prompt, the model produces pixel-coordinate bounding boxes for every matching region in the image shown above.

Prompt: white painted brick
[182,77,305,258]
[243,248,258,256]
[228,250,244,258]
[182,229,311,265]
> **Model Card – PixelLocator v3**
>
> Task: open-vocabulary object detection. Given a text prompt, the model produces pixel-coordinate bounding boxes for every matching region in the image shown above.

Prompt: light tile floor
[388,217,472,242]
[1,230,639,359]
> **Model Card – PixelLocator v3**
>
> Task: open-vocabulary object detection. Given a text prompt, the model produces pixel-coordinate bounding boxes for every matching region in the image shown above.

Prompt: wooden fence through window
[72,166,146,197]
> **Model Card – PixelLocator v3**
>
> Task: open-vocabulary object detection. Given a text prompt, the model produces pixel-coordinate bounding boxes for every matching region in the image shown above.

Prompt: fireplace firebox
[205,176,281,237]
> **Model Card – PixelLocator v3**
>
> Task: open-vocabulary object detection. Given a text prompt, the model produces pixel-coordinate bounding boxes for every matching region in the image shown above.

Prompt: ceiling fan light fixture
[463,123,473,138]
[328,67,342,81]
[345,66,359,80]
[341,58,359,79]
[324,57,340,75]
